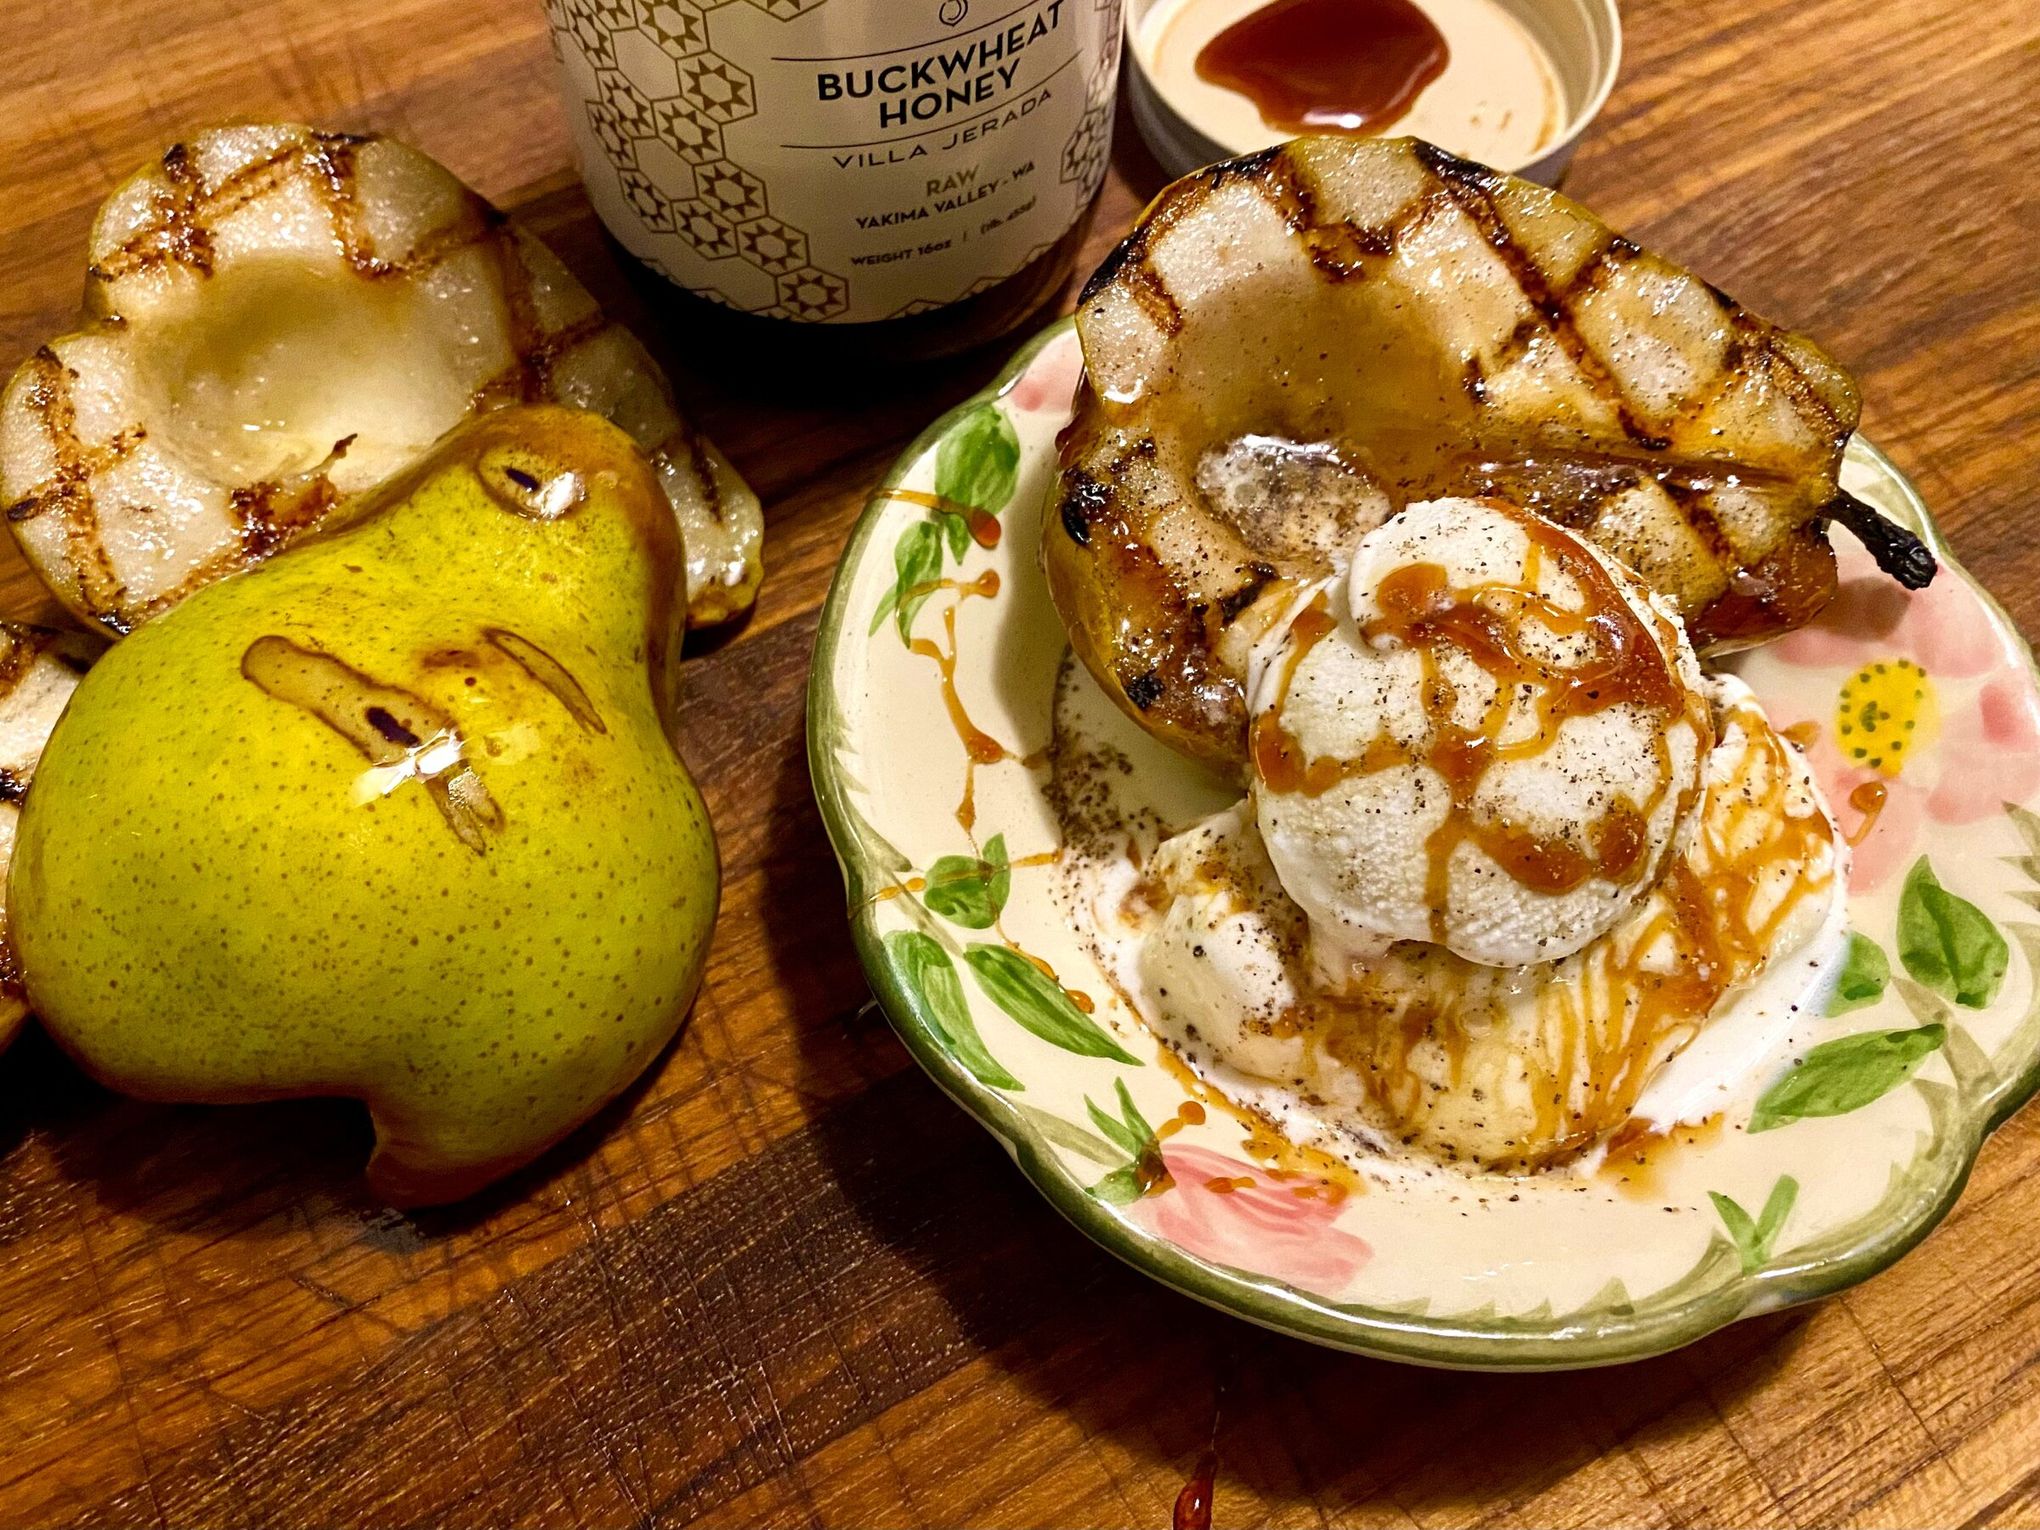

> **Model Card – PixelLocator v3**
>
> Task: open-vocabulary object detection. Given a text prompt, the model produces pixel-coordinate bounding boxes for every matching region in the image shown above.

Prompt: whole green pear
[10,405,718,1204]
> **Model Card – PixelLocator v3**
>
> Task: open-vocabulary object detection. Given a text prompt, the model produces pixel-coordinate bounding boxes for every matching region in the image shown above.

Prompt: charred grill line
[1659,478,1738,568]
[1123,256,1185,337]
[12,352,127,620]
[90,129,499,291]
[1218,562,1279,625]
[1079,145,1289,313]
[153,141,216,279]
[1421,161,1673,455]
[678,424,728,529]
[1058,468,1109,546]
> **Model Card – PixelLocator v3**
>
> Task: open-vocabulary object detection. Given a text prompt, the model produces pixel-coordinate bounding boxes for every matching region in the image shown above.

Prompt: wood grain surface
[3,0,2038,1525]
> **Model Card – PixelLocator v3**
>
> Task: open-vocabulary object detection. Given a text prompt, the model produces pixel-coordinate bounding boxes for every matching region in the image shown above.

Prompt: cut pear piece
[1050,137,1926,773]
[0,122,761,636]
[10,407,717,1205]
[0,624,95,1052]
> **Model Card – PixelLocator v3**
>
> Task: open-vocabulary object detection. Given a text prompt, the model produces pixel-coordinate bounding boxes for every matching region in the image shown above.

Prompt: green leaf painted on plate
[934,403,1020,515]
[886,519,946,645]
[868,582,898,635]
[1708,1175,1800,1273]
[963,943,1140,1064]
[1090,1165,1143,1205]
[1011,1104,1123,1167]
[1085,1098,1137,1159]
[1749,1024,1945,1133]
[1113,1078,1156,1147]
[921,833,1011,929]
[1898,857,2008,1009]
[1828,931,1892,1016]
[1085,1078,1158,1164]
[884,930,1022,1090]
[938,508,972,559]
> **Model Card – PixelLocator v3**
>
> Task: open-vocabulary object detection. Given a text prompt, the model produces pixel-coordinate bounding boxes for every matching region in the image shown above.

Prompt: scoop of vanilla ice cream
[1249,497,1710,968]
[1130,800,1315,1087]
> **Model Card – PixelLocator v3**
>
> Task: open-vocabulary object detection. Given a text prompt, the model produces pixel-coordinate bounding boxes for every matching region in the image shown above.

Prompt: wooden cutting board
[3,0,2038,1524]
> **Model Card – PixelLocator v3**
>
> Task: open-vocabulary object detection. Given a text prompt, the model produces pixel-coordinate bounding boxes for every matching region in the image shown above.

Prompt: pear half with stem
[0,121,761,637]
[9,406,718,1204]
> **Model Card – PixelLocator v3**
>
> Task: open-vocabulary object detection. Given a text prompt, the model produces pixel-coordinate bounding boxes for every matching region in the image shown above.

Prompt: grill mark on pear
[240,635,506,853]
[483,628,606,735]
[7,351,132,623]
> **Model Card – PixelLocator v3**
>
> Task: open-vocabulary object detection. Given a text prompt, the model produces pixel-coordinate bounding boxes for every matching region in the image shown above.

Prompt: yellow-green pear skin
[9,406,718,1205]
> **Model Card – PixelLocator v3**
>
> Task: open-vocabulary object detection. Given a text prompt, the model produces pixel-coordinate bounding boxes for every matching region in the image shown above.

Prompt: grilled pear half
[0,122,761,637]
[1049,136,1929,774]
[0,625,94,1052]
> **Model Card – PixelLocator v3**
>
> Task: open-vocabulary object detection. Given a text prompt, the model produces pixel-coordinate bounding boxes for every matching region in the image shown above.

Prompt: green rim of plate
[806,317,2040,1369]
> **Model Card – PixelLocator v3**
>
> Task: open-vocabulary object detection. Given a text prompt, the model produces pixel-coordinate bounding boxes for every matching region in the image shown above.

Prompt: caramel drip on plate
[904,570,1010,831]
[1847,778,1889,846]
[1251,503,1710,942]
[883,487,1002,548]
[1135,1100,1207,1197]
[1600,1113,1726,1199]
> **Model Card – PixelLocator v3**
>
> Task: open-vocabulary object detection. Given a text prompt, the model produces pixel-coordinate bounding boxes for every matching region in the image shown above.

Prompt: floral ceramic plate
[808,320,2040,1369]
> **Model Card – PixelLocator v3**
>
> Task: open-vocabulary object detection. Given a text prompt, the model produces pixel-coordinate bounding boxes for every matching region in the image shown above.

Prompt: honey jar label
[547,0,1122,323]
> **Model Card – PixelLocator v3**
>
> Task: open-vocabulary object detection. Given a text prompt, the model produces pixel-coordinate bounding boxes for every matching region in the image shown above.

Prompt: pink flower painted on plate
[1005,328,1083,416]
[1772,564,2004,680]
[1127,1141,1371,1297]
[1758,534,2040,891]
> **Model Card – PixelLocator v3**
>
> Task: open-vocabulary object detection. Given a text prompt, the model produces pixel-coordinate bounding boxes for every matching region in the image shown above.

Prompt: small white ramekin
[1123,0,1622,187]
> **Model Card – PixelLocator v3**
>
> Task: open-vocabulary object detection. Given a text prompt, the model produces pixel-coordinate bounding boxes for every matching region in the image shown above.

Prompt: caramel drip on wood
[1174,1451,1218,1530]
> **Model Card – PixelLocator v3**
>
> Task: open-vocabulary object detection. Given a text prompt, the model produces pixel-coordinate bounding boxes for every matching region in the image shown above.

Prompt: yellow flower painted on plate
[1836,658,1937,776]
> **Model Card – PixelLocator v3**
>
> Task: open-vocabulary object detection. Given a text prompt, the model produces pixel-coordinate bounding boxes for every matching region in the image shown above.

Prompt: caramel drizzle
[901,569,1051,834]
[1847,778,1889,846]
[1252,503,1711,941]
[883,487,1003,549]
[1141,1034,1365,1199]
[1135,1100,1206,1196]
[868,847,1058,906]
[1323,697,1834,1168]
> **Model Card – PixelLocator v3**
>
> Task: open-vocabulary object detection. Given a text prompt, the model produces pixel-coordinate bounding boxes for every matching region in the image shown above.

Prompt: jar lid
[1123,0,1622,188]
